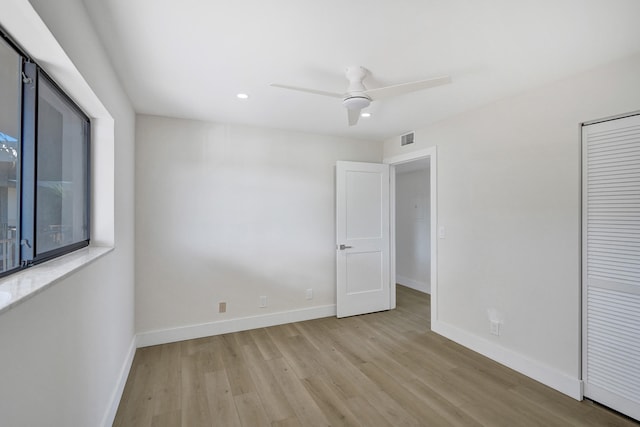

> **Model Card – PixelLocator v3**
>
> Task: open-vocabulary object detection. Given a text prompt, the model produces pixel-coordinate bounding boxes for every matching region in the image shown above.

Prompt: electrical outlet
[487,308,503,337]
[259,296,267,308]
[306,288,313,300]
[490,320,501,336]
[218,302,226,313]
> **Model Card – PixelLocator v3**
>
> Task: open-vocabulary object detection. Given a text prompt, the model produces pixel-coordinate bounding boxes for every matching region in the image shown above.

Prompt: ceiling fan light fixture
[342,96,370,110]
[271,66,451,127]
[236,93,249,99]
[360,112,371,118]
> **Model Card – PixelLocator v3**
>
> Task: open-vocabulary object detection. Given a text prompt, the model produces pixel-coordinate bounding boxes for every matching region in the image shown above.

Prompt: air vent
[401,132,415,146]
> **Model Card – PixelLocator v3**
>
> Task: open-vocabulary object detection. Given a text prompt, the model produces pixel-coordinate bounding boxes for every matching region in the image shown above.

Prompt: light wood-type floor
[114,286,639,426]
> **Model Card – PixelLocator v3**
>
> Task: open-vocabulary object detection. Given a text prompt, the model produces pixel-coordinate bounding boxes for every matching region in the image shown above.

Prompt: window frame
[0,31,91,278]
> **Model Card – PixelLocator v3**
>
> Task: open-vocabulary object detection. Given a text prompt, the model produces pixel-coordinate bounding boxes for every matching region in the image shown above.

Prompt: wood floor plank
[181,336,225,372]
[180,354,213,427]
[453,365,569,427]
[225,364,256,396]
[231,330,254,347]
[113,285,640,427]
[297,319,420,413]
[344,395,394,427]
[234,392,271,427]
[320,321,380,365]
[363,389,422,427]
[113,350,157,427]
[249,327,283,360]
[218,333,256,396]
[218,333,248,368]
[266,357,332,427]
[150,343,182,417]
[241,341,296,423]
[401,377,482,427]
[150,410,180,427]
[439,338,523,389]
[401,332,460,371]
[203,370,242,427]
[309,341,380,399]
[358,361,454,426]
[271,416,303,427]
[266,332,326,379]
[302,375,361,426]
[392,350,477,407]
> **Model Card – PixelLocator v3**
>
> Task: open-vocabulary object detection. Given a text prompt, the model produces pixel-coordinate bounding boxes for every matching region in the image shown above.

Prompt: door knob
[339,244,353,250]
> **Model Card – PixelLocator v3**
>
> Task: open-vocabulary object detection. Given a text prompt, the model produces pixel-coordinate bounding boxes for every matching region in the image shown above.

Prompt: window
[34,74,90,257]
[0,37,21,273]
[0,34,89,277]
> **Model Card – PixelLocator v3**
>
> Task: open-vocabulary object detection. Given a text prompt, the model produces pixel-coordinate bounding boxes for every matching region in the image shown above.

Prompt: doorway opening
[385,147,438,325]
[394,158,431,295]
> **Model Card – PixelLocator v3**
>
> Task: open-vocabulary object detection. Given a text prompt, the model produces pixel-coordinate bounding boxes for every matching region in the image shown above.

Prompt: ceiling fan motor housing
[342,95,371,110]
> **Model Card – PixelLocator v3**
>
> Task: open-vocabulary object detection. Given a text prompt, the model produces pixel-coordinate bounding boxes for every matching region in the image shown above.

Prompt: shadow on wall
[137,246,336,333]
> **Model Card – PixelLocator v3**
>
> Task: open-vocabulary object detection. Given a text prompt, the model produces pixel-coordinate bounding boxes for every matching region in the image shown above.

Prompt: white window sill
[0,246,113,315]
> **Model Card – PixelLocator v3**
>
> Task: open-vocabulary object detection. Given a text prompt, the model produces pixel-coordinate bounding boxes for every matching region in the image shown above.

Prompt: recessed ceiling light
[361,112,371,118]
[236,93,249,99]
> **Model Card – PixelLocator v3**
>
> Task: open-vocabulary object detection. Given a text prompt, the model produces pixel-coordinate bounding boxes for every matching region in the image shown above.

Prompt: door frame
[581,113,640,418]
[383,147,438,325]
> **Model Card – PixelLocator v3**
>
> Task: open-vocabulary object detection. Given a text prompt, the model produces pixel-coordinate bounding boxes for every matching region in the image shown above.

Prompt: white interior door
[582,114,640,421]
[336,161,390,318]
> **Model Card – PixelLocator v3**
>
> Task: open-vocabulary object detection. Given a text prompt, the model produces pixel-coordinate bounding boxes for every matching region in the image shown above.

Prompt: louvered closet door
[583,114,640,421]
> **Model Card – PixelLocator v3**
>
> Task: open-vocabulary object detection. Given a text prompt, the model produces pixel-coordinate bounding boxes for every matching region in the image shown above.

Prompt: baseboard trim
[101,334,138,427]
[432,319,583,400]
[137,304,337,348]
[397,275,430,294]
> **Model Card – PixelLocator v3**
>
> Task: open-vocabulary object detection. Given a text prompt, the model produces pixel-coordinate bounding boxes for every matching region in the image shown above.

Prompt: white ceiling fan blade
[365,75,451,101]
[270,83,343,98]
[348,108,361,126]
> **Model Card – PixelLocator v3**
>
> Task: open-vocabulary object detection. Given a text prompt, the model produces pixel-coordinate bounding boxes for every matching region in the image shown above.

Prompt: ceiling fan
[271,66,451,126]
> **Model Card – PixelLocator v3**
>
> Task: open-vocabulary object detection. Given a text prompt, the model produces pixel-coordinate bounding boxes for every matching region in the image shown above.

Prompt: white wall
[384,53,640,396]
[136,115,382,341]
[396,168,430,293]
[0,1,136,426]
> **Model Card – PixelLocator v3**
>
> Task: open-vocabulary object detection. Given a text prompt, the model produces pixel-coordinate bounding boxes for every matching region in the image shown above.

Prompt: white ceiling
[82,0,640,142]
